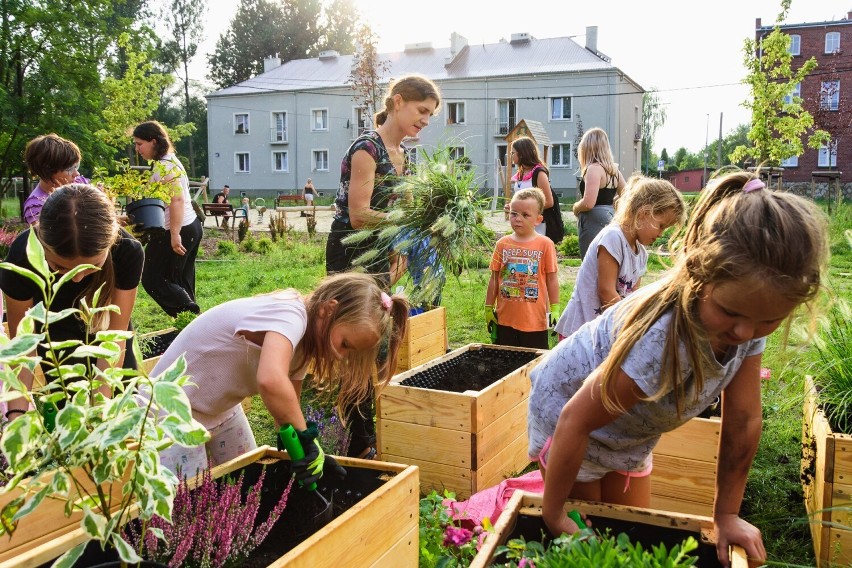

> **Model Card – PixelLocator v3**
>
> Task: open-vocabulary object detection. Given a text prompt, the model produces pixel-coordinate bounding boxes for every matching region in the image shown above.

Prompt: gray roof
[209,35,615,98]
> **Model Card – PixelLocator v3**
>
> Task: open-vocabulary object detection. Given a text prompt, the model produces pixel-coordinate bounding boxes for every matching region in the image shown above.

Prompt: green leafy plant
[343,147,493,306]
[256,237,273,255]
[172,310,199,332]
[419,489,490,568]
[556,235,580,258]
[0,230,209,566]
[268,215,289,242]
[496,530,699,567]
[94,159,181,204]
[237,218,250,243]
[216,240,237,256]
[805,299,852,433]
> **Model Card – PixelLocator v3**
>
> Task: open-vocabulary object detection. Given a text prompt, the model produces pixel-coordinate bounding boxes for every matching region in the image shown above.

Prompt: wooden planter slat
[470,491,749,568]
[5,446,419,568]
[377,343,544,499]
[651,416,719,516]
[396,307,447,372]
[803,376,852,566]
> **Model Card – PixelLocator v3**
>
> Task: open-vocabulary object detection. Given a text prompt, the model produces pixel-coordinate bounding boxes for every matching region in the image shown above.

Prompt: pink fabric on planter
[447,470,545,528]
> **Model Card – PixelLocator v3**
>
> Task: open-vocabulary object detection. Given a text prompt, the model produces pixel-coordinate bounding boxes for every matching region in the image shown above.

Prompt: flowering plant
[125,467,293,568]
[419,489,490,567]
[94,159,179,204]
[0,227,18,260]
[303,403,350,456]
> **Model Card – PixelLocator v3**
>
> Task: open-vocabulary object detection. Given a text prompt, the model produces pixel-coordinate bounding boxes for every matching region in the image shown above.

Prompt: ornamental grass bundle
[342,148,492,306]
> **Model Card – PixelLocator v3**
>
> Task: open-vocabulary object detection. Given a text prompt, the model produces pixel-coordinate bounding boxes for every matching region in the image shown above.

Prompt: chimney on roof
[263,55,281,73]
[756,18,762,28]
[445,32,468,66]
[848,11,852,20]
[510,32,531,44]
[585,26,598,53]
[404,42,433,52]
[319,50,339,60]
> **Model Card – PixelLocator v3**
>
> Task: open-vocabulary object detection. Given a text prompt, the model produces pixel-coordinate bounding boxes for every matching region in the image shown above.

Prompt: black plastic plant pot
[126,198,166,231]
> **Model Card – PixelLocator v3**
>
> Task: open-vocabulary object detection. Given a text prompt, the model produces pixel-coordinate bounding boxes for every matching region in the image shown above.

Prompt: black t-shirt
[214,192,228,204]
[0,228,144,342]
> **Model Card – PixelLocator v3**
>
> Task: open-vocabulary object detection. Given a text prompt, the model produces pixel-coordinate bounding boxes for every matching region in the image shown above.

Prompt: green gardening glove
[485,304,498,343]
[292,422,325,488]
[548,304,560,329]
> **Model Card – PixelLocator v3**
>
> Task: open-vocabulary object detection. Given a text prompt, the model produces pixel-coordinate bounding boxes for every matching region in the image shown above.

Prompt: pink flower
[443,526,474,547]
[518,558,536,568]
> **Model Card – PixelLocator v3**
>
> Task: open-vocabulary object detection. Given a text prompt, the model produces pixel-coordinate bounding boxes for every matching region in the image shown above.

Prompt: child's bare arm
[255,331,306,430]
[546,270,559,305]
[596,247,622,308]
[485,270,501,306]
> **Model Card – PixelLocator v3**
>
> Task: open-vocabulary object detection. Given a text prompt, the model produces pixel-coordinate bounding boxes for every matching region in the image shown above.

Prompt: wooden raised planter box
[6,446,419,568]
[471,491,749,567]
[396,306,448,372]
[377,343,545,499]
[802,376,852,567]
[652,416,720,517]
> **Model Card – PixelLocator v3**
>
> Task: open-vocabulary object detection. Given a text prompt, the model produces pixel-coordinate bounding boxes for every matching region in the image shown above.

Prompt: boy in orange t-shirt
[485,187,559,349]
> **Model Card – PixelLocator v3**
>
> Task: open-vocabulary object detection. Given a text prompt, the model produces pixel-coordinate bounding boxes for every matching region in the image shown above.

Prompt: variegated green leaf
[152,382,192,422]
[0,261,43,293]
[0,334,42,359]
[52,264,98,294]
[81,506,107,540]
[50,540,87,568]
[56,406,87,451]
[24,229,50,280]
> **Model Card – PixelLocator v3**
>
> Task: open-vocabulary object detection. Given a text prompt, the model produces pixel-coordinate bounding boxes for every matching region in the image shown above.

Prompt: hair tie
[742,178,765,193]
[380,292,392,311]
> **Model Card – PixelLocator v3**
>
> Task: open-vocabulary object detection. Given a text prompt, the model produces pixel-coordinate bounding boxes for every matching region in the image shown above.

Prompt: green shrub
[241,236,258,253]
[173,310,199,332]
[216,240,237,256]
[557,234,580,257]
[237,218,250,242]
[256,237,273,254]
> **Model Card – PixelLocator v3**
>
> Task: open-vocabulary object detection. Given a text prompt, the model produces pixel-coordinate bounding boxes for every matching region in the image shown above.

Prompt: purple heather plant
[303,403,351,456]
[125,467,293,568]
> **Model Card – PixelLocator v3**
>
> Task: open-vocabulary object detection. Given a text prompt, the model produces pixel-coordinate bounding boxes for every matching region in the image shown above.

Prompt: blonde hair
[513,187,545,214]
[293,272,409,421]
[613,175,687,233]
[374,74,441,126]
[577,127,618,179]
[598,170,828,416]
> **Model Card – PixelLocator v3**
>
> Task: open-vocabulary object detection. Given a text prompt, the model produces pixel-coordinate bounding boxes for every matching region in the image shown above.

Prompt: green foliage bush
[557,235,580,257]
[216,240,237,256]
[241,236,258,253]
[256,237,274,254]
[237,218,250,243]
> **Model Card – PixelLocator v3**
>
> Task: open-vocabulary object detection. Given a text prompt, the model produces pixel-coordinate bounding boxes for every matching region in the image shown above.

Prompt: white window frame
[496,143,508,167]
[313,149,329,172]
[234,113,249,135]
[826,31,841,54]
[404,145,419,166]
[780,155,799,167]
[551,143,573,168]
[820,81,840,111]
[235,152,250,173]
[783,82,801,105]
[271,111,287,143]
[448,146,465,162]
[549,95,573,121]
[353,106,370,138]
[496,99,517,135]
[447,101,466,125]
[311,108,329,131]
[818,143,837,167]
[272,150,288,172]
[788,34,801,55]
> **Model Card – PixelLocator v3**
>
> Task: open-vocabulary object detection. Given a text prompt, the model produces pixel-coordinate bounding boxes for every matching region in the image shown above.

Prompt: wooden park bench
[202,202,248,239]
[276,193,306,207]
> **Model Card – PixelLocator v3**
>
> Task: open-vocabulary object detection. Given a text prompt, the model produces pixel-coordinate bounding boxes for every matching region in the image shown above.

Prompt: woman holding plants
[133,120,202,317]
[153,272,409,486]
[1,184,144,419]
[22,133,89,225]
[324,74,441,459]
[527,171,828,566]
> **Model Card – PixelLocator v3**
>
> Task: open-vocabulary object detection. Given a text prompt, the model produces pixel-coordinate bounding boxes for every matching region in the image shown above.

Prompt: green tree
[161,0,207,177]
[705,123,751,169]
[660,148,669,166]
[347,24,391,128]
[320,0,360,54]
[731,0,828,166]
[642,89,666,174]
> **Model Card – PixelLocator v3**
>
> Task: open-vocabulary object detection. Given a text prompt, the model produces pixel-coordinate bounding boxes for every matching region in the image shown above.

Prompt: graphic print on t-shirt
[499,247,543,303]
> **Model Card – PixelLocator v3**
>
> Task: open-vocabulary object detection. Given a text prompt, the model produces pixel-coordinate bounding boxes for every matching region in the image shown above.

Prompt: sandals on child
[358,446,377,460]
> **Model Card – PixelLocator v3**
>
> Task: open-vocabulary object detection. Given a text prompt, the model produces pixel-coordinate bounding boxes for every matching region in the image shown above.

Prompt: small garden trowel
[278,424,331,507]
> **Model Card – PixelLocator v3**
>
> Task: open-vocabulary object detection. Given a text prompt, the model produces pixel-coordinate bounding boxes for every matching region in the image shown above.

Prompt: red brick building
[665,168,705,192]
[755,13,852,183]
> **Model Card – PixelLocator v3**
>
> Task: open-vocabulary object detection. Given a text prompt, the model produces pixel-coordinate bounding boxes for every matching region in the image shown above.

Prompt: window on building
[312,109,328,131]
[447,102,466,125]
[788,34,800,55]
[235,152,250,173]
[818,143,837,167]
[235,114,249,135]
[497,144,508,167]
[353,106,369,137]
[272,111,287,142]
[313,150,329,171]
[551,143,572,167]
[781,155,799,167]
[497,99,516,134]
[550,96,572,120]
[448,146,465,161]
[826,31,841,53]
[783,82,801,105]
[820,81,840,111]
[685,176,690,182]
[272,151,288,172]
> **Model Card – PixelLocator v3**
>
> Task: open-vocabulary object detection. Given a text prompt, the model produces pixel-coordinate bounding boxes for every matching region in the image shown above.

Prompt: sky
[191,0,851,154]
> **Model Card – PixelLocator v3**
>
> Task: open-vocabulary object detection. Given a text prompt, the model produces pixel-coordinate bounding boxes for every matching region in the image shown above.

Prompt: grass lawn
[120,200,852,566]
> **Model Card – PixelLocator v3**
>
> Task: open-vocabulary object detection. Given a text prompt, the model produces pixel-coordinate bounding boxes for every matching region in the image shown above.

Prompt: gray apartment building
[206,27,644,199]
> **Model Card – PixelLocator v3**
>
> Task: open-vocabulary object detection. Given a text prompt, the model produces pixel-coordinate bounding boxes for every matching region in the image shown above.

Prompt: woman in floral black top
[326,75,441,280]
[325,74,441,459]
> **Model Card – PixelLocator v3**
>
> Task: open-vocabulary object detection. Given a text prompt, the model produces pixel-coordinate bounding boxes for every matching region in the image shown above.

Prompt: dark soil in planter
[399,347,539,393]
[495,512,722,566]
[140,329,179,359]
[39,459,395,567]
